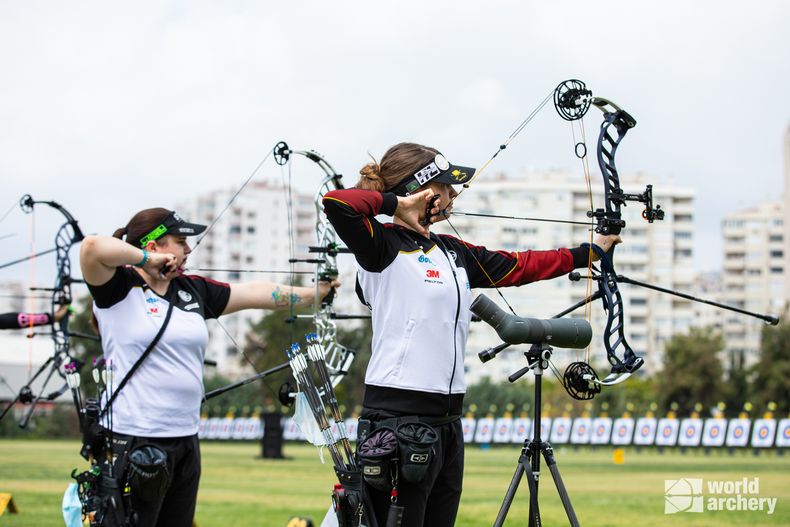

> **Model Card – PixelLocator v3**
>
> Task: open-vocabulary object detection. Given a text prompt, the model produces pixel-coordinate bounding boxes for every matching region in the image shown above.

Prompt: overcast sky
[1,1,789,287]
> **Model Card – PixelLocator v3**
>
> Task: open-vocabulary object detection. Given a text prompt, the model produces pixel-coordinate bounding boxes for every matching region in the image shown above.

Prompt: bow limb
[274,142,356,387]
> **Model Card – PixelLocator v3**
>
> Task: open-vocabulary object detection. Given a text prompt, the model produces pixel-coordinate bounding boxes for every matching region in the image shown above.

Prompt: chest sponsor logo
[147,305,162,317]
[448,250,457,261]
[178,290,193,303]
[424,268,444,285]
[146,297,159,304]
[418,255,433,265]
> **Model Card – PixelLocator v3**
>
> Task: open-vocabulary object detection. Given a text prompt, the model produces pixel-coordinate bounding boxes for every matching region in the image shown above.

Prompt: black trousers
[110,433,201,527]
[365,418,465,527]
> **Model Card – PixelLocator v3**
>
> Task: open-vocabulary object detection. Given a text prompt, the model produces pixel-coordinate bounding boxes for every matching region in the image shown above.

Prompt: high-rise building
[721,201,785,366]
[433,170,695,384]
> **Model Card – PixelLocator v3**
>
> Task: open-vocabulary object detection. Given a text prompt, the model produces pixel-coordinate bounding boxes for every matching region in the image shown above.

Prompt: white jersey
[89,267,230,437]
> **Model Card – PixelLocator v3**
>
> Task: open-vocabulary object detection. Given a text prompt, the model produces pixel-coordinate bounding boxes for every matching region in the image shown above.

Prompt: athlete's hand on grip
[317,277,341,302]
[144,252,178,279]
[395,189,436,236]
[591,234,622,261]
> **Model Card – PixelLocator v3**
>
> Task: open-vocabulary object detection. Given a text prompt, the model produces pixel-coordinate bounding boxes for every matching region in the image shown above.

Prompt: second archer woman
[79,207,338,527]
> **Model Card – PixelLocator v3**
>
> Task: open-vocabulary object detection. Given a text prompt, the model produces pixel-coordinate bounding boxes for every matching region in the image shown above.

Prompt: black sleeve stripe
[87,267,136,309]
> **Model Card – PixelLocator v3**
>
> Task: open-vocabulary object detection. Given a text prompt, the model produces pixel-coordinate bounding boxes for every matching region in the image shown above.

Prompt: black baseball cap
[138,211,206,247]
[388,153,477,197]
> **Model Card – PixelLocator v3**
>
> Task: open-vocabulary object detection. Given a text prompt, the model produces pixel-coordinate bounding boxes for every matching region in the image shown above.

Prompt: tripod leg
[493,455,524,527]
[493,443,541,527]
[542,445,579,527]
[523,446,541,527]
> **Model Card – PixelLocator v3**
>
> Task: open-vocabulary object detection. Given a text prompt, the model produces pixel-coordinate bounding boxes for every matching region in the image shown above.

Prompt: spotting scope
[470,294,592,349]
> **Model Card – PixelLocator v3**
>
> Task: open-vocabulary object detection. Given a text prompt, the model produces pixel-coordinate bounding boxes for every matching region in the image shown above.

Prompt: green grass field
[0,439,787,526]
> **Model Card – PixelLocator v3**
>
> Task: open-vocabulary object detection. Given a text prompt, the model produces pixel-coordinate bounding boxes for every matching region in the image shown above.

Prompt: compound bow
[199,142,365,401]
[446,79,777,400]
[0,195,88,427]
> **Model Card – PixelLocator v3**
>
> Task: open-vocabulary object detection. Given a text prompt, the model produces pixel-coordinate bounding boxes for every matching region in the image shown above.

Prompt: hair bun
[359,162,381,181]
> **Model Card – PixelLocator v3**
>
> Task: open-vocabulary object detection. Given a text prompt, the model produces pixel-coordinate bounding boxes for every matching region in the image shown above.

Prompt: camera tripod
[492,342,580,527]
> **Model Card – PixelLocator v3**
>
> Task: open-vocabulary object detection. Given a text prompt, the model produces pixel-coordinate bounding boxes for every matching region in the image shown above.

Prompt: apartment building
[721,202,785,366]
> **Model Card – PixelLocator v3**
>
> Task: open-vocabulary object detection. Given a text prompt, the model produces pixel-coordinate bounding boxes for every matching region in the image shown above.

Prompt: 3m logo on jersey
[423,268,444,285]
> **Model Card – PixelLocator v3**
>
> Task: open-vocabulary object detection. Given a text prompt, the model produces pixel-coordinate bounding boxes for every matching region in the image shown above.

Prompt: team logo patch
[178,290,193,303]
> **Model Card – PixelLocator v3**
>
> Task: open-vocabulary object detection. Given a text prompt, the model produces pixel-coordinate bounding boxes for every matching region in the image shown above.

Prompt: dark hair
[355,143,440,192]
[113,208,171,247]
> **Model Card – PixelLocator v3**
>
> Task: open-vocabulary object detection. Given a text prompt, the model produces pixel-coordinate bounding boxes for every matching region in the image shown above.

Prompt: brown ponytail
[116,208,170,247]
[354,143,440,192]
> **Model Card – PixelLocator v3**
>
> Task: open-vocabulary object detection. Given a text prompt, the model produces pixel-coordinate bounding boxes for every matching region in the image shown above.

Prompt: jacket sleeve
[438,234,589,288]
[322,189,401,272]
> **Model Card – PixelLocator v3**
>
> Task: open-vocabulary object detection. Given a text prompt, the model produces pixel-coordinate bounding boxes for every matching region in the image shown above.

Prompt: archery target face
[474,417,494,443]
[541,417,552,438]
[678,418,703,447]
[611,418,635,445]
[750,419,776,448]
[655,418,679,446]
[633,417,657,445]
[551,417,572,444]
[510,418,531,443]
[571,418,592,444]
[777,419,790,447]
[493,417,513,443]
[725,419,751,447]
[462,417,476,443]
[590,417,613,444]
[702,419,726,447]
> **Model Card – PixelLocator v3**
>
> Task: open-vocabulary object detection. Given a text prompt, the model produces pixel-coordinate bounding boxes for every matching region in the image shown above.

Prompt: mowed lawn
[0,439,788,526]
